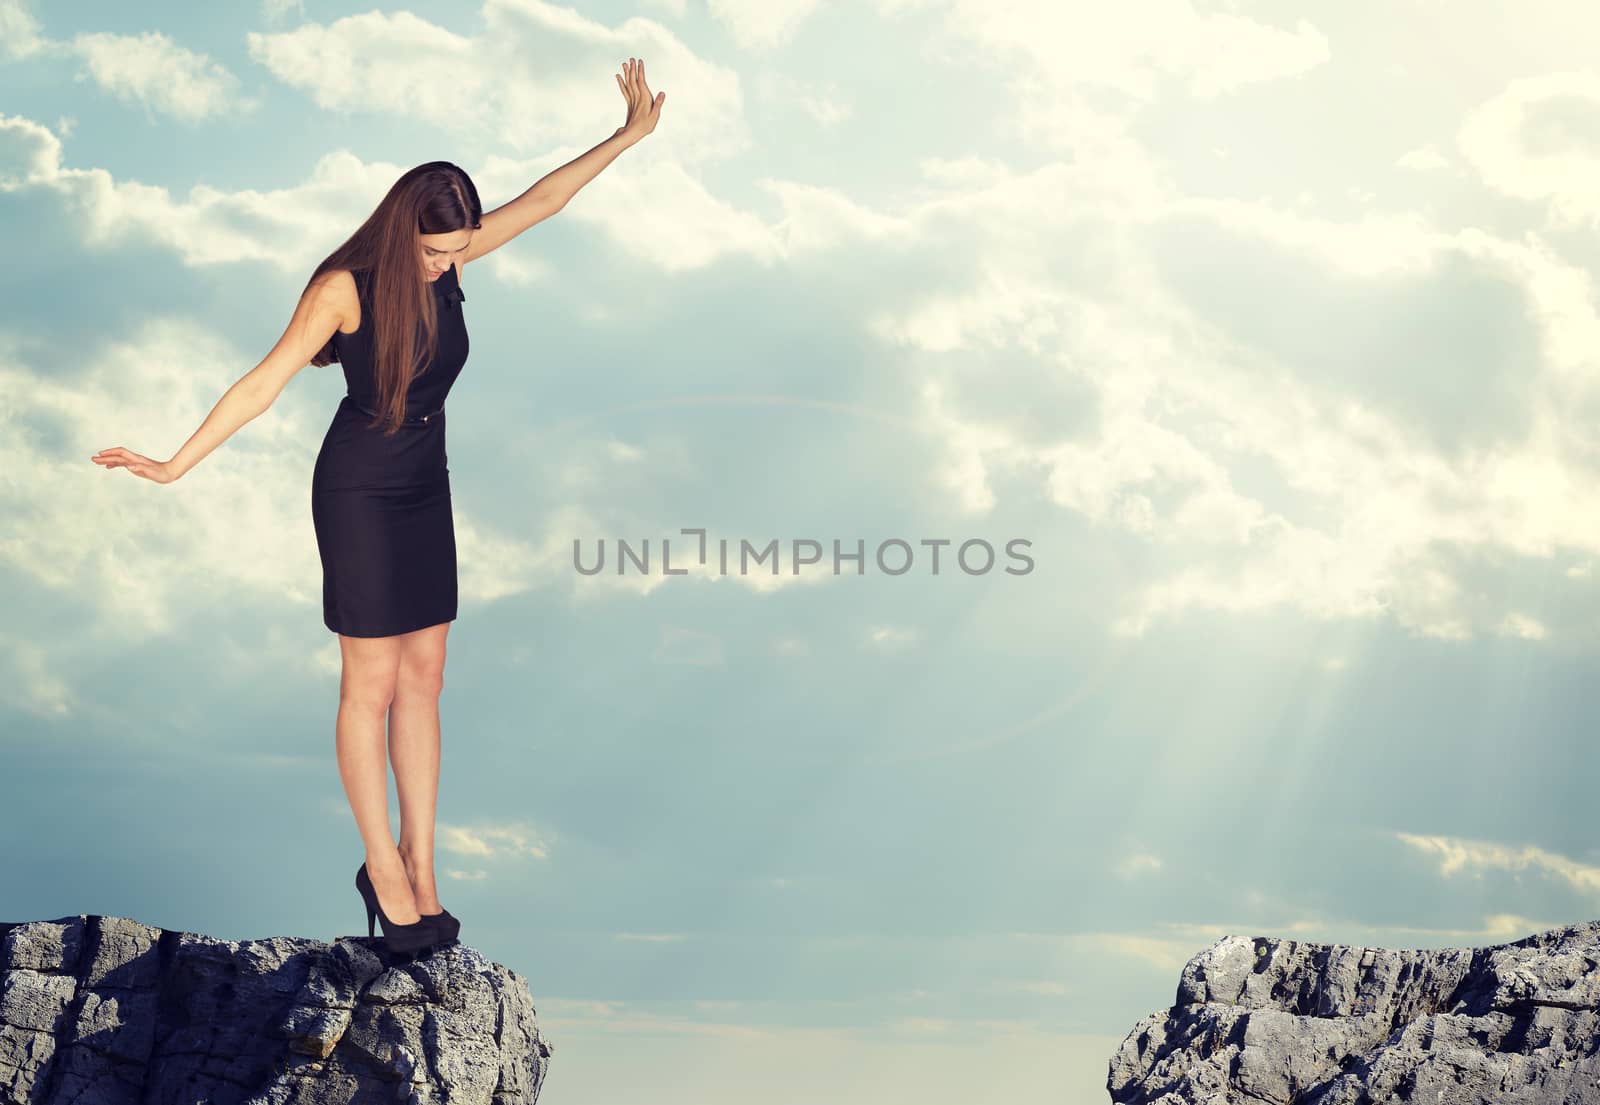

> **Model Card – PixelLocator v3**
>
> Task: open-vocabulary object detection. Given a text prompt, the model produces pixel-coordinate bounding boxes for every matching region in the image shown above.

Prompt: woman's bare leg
[391,621,449,915]
[336,632,422,925]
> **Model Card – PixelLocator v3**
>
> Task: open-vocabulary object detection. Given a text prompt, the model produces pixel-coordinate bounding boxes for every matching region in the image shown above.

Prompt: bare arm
[92,272,349,483]
[464,57,665,267]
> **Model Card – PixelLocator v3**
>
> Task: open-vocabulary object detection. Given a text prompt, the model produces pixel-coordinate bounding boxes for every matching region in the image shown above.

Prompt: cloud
[246,2,747,164]
[882,0,1329,102]
[1082,932,1197,972]
[1458,71,1600,227]
[0,4,248,120]
[706,0,822,51]
[1397,144,1451,172]
[0,114,392,267]
[860,134,1600,639]
[0,634,73,718]
[1114,852,1163,879]
[10,9,1600,649]
[1396,832,1600,897]
[260,0,305,20]
[4,113,762,282]
[0,315,325,638]
[0,290,537,661]
[753,72,852,126]
[1499,612,1546,640]
[439,821,549,859]
[69,30,252,122]
[247,12,484,125]
[0,0,44,59]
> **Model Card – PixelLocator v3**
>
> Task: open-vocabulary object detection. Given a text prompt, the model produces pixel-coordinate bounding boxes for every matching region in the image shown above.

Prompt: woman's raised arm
[463,57,665,268]
[91,271,351,484]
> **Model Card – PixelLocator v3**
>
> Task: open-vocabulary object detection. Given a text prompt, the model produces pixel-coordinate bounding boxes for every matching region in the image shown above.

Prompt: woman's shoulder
[309,268,364,336]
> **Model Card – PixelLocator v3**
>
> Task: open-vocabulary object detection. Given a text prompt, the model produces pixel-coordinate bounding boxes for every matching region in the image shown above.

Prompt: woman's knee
[337,640,402,712]
[395,626,448,699]
[339,670,398,713]
[396,652,446,699]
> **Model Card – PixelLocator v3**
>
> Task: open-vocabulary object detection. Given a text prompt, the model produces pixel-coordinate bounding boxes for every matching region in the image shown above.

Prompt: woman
[91,59,665,956]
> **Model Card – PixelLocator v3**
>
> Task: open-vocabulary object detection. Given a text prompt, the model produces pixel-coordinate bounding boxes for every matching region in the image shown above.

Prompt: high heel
[420,906,461,944]
[355,863,437,956]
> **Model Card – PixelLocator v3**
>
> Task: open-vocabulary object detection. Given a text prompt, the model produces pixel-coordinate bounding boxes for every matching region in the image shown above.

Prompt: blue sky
[7,1,1600,1102]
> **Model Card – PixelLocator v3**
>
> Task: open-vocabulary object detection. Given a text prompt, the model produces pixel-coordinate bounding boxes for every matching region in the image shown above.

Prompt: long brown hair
[307,161,482,436]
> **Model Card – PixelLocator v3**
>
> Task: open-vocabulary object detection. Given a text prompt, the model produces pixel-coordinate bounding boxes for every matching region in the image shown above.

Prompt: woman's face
[418,229,473,280]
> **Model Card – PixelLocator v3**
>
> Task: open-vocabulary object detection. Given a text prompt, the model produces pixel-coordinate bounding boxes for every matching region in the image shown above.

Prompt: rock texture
[1108,920,1600,1104]
[0,914,553,1105]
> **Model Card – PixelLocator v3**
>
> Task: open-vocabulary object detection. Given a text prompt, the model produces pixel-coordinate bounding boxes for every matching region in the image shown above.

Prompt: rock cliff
[0,914,552,1105]
[1109,920,1600,1104]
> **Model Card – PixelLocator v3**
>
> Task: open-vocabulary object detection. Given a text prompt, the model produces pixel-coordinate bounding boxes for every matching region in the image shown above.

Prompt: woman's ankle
[397,841,433,865]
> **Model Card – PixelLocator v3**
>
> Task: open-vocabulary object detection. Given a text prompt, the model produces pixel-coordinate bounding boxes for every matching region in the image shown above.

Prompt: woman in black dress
[92,59,664,956]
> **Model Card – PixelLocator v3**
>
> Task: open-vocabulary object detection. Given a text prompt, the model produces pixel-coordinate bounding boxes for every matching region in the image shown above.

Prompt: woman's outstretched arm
[464,56,666,267]
[91,271,350,484]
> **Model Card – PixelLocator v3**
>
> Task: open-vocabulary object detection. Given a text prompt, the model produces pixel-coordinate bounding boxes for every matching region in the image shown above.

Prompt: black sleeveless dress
[310,264,469,637]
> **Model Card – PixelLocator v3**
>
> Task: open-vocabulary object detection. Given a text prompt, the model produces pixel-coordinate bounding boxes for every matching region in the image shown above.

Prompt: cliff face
[1108,920,1600,1105]
[0,914,552,1105]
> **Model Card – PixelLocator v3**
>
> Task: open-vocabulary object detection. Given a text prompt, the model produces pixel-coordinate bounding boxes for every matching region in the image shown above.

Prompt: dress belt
[345,396,444,425]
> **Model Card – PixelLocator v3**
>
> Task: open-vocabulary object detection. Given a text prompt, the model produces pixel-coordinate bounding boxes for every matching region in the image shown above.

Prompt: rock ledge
[0,914,552,1105]
[1109,920,1600,1104]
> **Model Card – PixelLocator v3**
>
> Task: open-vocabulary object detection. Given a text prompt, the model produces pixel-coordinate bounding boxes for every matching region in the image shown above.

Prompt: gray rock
[1108,921,1600,1104]
[0,914,553,1105]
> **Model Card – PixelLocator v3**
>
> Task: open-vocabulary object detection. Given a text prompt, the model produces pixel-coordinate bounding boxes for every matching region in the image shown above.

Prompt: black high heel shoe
[420,906,461,944]
[355,863,437,956]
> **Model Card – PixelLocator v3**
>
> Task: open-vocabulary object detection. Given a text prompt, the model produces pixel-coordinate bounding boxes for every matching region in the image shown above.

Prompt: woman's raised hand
[92,447,177,484]
[615,57,664,142]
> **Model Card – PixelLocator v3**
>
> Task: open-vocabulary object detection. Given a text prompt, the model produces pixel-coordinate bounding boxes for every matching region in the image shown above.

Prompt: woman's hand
[92,447,178,484]
[615,57,664,143]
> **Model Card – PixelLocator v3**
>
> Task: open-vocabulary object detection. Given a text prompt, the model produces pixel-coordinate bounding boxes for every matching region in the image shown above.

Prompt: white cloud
[1083,932,1197,972]
[246,12,484,125]
[1114,852,1163,879]
[10,87,1585,643]
[1397,144,1450,172]
[1397,832,1600,897]
[0,4,248,119]
[0,635,73,718]
[989,978,1068,996]
[246,3,747,164]
[565,155,783,271]
[0,315,323,638]
[439,821,549,859]
[753,70,852,126]
[10,8,1600,649]
[0,111,782,282]
[863,625,917,649]
[888,0,1329,102]
[261,0,305,20]
[856,135,1600,639]
[1499,612,1546,640]
[706,0,822,51]
[1458,71,1600,227]
[0,0,44,59]
[0,114,392,267]
[0,288,539,659]
[70,30,251,122]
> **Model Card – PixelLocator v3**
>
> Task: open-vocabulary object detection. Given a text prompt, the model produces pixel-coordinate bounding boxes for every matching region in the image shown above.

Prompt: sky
[6,1,1600,1103]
